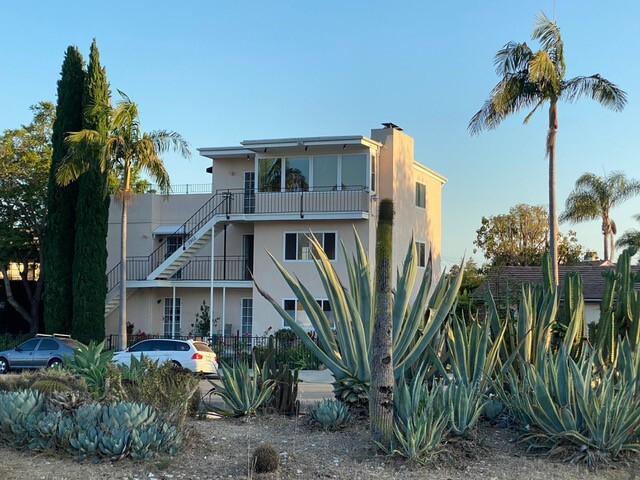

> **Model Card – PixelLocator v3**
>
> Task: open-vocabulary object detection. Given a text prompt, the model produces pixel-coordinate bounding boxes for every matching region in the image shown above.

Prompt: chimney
[381,122,403,131]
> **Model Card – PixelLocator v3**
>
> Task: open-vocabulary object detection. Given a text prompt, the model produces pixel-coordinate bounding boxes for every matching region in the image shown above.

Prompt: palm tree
[468,12,626,285]
[57,91,191,349]
[616,214,640,251]
[560,172,640,261]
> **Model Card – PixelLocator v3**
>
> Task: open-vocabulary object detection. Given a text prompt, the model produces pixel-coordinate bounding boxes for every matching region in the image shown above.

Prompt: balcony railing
[107,255,250,291]
[215,185,370,218]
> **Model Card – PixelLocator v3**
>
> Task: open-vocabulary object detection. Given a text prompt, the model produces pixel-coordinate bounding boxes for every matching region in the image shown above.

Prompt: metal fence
[104,333,323,370]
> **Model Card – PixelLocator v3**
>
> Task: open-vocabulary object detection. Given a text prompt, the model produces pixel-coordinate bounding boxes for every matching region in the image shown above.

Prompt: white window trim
[255,153,371,192]
[282,231,338,262]
[415,241,427,268]
[163,297,181,337]
[282,298,332,331]
[241,297,253,337]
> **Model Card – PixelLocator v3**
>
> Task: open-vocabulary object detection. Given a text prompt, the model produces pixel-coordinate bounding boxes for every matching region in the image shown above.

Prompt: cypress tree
[43,47,85,334]
[72,40,111,344]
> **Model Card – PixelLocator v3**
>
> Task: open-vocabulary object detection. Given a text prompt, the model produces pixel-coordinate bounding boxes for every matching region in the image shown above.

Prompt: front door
[243,172,255,214]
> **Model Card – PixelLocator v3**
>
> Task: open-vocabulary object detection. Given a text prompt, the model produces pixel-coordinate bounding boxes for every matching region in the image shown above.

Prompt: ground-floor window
[416,241,426,267]
[283,298,333,330]
[163,297,181,337]
[241,298,253,336]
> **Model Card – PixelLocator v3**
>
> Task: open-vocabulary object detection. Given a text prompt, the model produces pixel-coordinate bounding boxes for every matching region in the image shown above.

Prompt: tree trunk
[0,265,39,334]
[118,165,131,350]
[370,198,394,449]
[547,101,559,286]
[602,217,610,262]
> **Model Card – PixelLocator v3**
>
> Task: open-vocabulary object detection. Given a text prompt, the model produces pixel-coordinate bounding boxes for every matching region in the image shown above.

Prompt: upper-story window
[284,232,336,261]
[258,154,368,192]
[415,182,426,208]
[415,241,426,268]
[370,155,376,192]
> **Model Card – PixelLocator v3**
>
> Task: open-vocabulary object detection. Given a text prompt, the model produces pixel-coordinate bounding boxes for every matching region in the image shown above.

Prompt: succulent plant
[482,396,504,420]
[213,359,275,417]
[309,399,351,430]
[253,443,279,473]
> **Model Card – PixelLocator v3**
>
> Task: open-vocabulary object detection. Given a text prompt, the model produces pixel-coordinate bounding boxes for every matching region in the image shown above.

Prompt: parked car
[112,338,218,374]
[0,334,83,374]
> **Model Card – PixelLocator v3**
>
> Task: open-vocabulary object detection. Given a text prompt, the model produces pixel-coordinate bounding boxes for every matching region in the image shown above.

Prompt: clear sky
[1,1,638,269]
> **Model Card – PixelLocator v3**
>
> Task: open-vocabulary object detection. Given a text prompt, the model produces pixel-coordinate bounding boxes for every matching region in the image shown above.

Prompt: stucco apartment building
[104,124,446,338]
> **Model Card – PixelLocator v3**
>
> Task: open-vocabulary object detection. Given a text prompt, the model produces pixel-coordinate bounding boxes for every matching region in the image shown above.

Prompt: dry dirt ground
[1,413,640,480]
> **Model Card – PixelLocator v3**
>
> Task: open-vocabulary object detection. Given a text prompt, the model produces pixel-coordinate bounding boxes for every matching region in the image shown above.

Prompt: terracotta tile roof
[473,262,640,302]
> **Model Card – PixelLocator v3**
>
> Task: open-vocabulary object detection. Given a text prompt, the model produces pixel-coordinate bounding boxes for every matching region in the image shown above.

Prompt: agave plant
[212,359,275,416]
[309,399,351,430]
[501,342,640,468]
[255,230,463,404]
[438,381,484,437]
[63,340,113,398]
[387,368,447,462]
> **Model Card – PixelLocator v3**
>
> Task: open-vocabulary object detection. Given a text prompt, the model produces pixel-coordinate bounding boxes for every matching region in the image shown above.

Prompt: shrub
[252,443,279,473]
[63,340,113,398]
[108,357,201,430]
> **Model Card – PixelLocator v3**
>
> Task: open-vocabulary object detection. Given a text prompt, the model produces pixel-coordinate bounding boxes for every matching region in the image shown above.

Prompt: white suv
[112,339,217,374]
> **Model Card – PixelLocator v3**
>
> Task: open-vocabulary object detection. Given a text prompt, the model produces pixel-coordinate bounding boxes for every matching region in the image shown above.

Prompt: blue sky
[1,1,638,269]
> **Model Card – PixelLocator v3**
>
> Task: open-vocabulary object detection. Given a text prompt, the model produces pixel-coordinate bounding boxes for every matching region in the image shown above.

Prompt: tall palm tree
[560,172,640,261]
[616,214,640,251]
[57,91,191,349]
[468,12,626,285]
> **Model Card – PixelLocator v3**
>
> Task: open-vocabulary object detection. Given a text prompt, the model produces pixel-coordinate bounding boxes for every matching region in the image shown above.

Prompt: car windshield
[194,342,214,353]
[59,338,83,349]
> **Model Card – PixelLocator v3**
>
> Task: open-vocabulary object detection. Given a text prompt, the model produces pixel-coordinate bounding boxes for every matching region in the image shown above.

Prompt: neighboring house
[104,124,446,338]
[472,262,640,323]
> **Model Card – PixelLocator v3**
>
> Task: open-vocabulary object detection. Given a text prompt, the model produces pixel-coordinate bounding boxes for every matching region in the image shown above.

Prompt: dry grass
[0,413,637,480]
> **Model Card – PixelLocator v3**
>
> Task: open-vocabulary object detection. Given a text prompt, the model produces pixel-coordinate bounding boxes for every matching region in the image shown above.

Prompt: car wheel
[0,358,9,374]
[47,358,62,369]
[171,360,182,368]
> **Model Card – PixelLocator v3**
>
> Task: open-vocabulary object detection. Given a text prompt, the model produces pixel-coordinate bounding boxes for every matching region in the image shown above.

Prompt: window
[285,157,309,191]
[341,154,367,189]
[416,241,426,268]
[37,339,59,351]
[17,339,40,352]
[163,298,181,337]
[370,155,376,192]
[258,157,282,192]
[241,298,253,336]
[312,155,338,191]
[284,232,336,260]
[283,299,333,330]
[415,182,426,208]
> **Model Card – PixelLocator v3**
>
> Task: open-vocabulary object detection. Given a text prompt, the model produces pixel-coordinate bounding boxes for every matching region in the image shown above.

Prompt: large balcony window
[257,154,368,192]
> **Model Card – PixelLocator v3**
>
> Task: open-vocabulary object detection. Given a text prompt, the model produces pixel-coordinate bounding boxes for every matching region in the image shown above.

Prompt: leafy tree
[469,12,626,285]
[474,204,584,267]
[43,46,85,334]
[58,90,190,349]
[72,40,111,344]
[560,171,640,262]
[0,102,55,333]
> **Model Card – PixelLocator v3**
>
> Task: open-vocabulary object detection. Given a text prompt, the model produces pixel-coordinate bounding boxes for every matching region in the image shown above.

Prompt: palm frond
[560,192,600,224]
[528,50,561,93]
[493,42,533,75]
[532,12,565,75]
[468,75,541,134]
[133,137,171,194]
[562,75,627,111]
[149,129,191,158]
[56,129,104,186]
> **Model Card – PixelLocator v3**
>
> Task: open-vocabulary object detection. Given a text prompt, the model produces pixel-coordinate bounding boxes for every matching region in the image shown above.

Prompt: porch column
[209,224,215,338]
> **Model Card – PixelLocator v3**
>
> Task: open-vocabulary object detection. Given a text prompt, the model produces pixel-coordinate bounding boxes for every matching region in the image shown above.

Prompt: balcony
[214,186,370,219]
[107,255,250,291]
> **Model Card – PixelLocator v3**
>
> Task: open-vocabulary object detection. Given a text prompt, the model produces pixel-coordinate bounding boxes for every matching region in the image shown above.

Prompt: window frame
[283,231,338,262]
[282,298,333,331]
[415,181,426,208]
[415,241,426,268]
[241,298,253,337]
[163,297,182,337]
[256,153,371,192]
